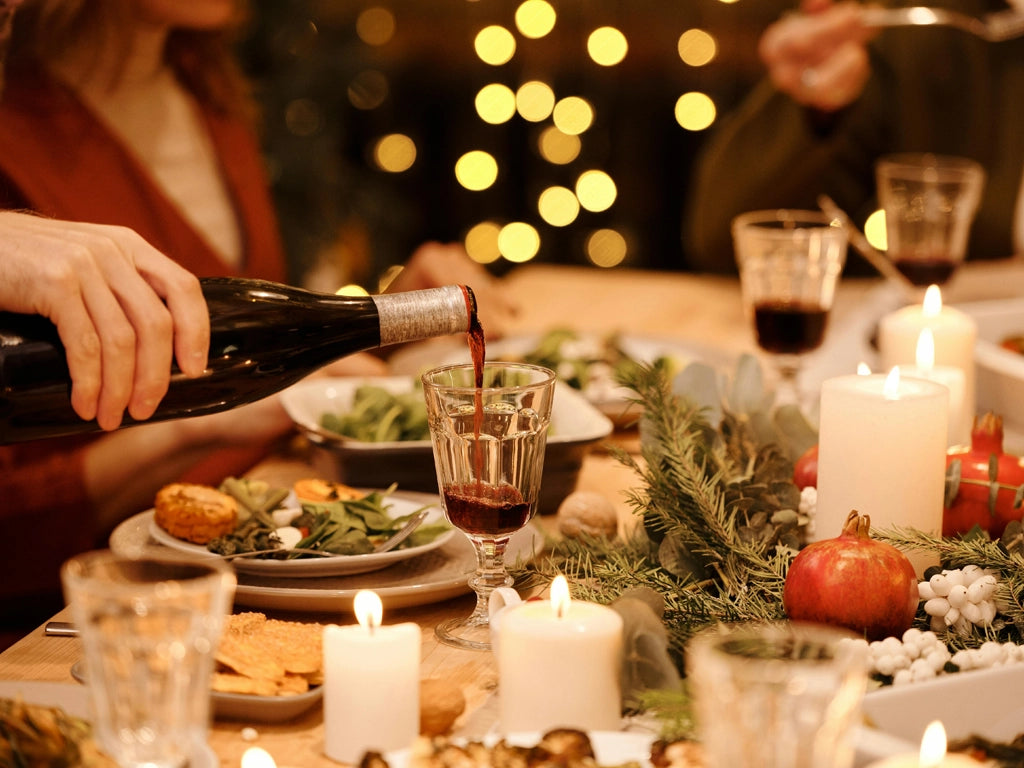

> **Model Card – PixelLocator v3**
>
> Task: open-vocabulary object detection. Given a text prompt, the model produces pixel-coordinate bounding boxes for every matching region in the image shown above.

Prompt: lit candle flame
[915,328,936,374]
[922,284,943,318]
[550,574,571,619]
[884,367,901,399]
[354,589,383,633]
[857,362,872,375]
[241,747,278,768]
[919,720,947,768]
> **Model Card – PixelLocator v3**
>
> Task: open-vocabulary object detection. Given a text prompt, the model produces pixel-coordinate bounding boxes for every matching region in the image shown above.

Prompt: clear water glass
[61,551,236,768]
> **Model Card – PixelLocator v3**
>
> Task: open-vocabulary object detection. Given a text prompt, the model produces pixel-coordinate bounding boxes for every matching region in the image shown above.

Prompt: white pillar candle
[323,590,420,764]
[497,575,623,734]
[878,285,977,432]
[897,329,969,447]
[815,369,948,575]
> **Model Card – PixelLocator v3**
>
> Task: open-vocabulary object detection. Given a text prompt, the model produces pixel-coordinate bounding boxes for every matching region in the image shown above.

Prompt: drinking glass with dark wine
[875,153,985,297]
[422,362,556,651]
[733,210,848,406]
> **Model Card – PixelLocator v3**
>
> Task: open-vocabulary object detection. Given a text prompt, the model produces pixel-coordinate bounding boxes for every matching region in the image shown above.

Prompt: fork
[861,6,1024,42]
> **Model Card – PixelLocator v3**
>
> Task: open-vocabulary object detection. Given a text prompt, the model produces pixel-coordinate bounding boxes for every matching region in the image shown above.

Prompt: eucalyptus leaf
[727,353,771,415]
[672,362,723,426]
[944,459,962,508]
[657,535,710,580]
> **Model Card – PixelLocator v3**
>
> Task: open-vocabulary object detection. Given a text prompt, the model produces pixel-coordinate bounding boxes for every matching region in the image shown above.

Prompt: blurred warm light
[516,81,555,122]
[475,25,516,66]
[538,126,581,165]
[348,70,389,110]
[464,221,503,264]
[538,186,580,227]
[498,222,541,263]
[515,0,556,39]
[678,29,717,66]
[865,209,888,251]
[373,134,416,173]
[285,98,321,137]
[575,170,617,212]
[587,228,628,268]
[587,26,628,66]
[455,151,499,191]
[674,91,716,131]
[356,7,396,46]
[552,96,594,136]
[475,83,517,124]
[336,284,370,296]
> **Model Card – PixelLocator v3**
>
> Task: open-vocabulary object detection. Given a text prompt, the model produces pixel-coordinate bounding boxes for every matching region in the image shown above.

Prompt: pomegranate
[943,412,1024,538]
[793,444,819,490]
[783,510,918,641]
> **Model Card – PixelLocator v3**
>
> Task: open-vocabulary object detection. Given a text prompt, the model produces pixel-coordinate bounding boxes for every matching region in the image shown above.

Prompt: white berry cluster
[798,486,817,537]
[919,566,999,635]
[851,629,1024,686]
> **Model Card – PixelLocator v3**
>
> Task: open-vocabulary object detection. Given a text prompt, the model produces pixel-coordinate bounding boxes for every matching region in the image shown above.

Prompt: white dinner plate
[144,493,454,578]
[111,511,543,612]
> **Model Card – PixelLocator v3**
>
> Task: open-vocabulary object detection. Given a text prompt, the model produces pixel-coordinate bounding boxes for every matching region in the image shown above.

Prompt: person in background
[682,0,1024,273]
[0,0,505,647]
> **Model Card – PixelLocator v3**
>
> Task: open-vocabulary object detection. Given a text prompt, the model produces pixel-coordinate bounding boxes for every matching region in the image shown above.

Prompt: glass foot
[435,614,493,651]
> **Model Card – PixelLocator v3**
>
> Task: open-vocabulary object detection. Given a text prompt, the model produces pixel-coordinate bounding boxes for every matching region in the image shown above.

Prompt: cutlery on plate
[861,6,1024,42]
[373,507,430,553]
[817,194,917,294]
[44,620,78,637]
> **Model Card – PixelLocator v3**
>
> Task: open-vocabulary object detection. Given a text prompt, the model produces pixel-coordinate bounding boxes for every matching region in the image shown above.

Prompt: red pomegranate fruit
[793,444,819,490]
[943,412,1024,538]
[783,510,918,641]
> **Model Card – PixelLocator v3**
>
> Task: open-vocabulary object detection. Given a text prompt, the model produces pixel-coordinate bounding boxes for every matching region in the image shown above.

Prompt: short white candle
[241,748,277,768]
[497,575,623,733]
[897,329,969,447]
[815,369,948,575]
[865,720,980,768]
[878,285,977,432]
[323,590,420,764]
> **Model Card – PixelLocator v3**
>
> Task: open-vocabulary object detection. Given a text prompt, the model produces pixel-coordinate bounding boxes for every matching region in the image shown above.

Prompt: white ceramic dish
[861,663,1024,745]
[958,298,1024,439]
[281,376,613,514]
[0,680,218,766]
[146,493,454,578]
[111,513,543,612]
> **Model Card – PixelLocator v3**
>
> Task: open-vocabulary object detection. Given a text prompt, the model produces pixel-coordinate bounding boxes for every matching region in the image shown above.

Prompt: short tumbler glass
[687,621,868,768]
[61,550,236,768]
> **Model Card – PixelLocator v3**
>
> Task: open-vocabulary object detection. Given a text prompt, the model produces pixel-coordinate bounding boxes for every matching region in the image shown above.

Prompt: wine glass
[732,209,848,406]
[421,361,556,651]
[875,153,985,296]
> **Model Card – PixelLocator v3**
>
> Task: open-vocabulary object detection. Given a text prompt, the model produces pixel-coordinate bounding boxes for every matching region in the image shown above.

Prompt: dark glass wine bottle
[0,277,477,444]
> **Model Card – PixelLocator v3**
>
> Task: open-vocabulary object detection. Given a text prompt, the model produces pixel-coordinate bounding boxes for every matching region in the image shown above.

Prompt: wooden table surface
[2,260,1022,767]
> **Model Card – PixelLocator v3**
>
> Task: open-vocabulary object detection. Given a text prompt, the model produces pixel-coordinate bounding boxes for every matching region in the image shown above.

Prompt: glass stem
[467,537,513,624]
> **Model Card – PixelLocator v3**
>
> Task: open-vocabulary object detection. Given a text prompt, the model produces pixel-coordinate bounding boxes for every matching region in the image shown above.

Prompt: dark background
[240,0,793,286]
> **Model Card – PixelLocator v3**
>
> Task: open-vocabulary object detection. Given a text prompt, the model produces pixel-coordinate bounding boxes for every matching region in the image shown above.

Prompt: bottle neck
[372,285,476,346]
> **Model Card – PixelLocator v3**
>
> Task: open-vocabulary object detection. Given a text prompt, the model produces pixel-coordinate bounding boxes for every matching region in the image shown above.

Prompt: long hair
[6,0,254,120]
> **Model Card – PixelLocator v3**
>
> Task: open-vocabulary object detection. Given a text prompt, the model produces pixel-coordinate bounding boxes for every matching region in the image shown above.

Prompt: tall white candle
[815,369,948,575]
[897,329,969,447]
[497,575,623,733]
[878,285,977,431]
[323,590,420,764]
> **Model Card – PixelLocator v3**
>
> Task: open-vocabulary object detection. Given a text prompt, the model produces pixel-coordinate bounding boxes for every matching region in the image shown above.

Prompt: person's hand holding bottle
[759,0,878,112]
[0,211,209,430]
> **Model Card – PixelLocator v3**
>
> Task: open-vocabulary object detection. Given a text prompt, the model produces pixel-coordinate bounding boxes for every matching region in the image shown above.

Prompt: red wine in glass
[753,300,829,355]
[443,482,531,536]
[891,255,958,287]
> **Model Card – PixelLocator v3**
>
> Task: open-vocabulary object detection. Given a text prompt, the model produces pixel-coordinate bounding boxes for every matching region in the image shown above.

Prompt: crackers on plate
[213,612,323,697]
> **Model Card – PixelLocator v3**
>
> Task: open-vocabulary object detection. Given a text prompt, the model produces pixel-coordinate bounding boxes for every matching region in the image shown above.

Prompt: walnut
[556,491,618,539]
[419,677,466,736]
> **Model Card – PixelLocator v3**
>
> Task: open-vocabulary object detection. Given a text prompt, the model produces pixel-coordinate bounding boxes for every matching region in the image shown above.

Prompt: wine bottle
[0,277,477,444]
